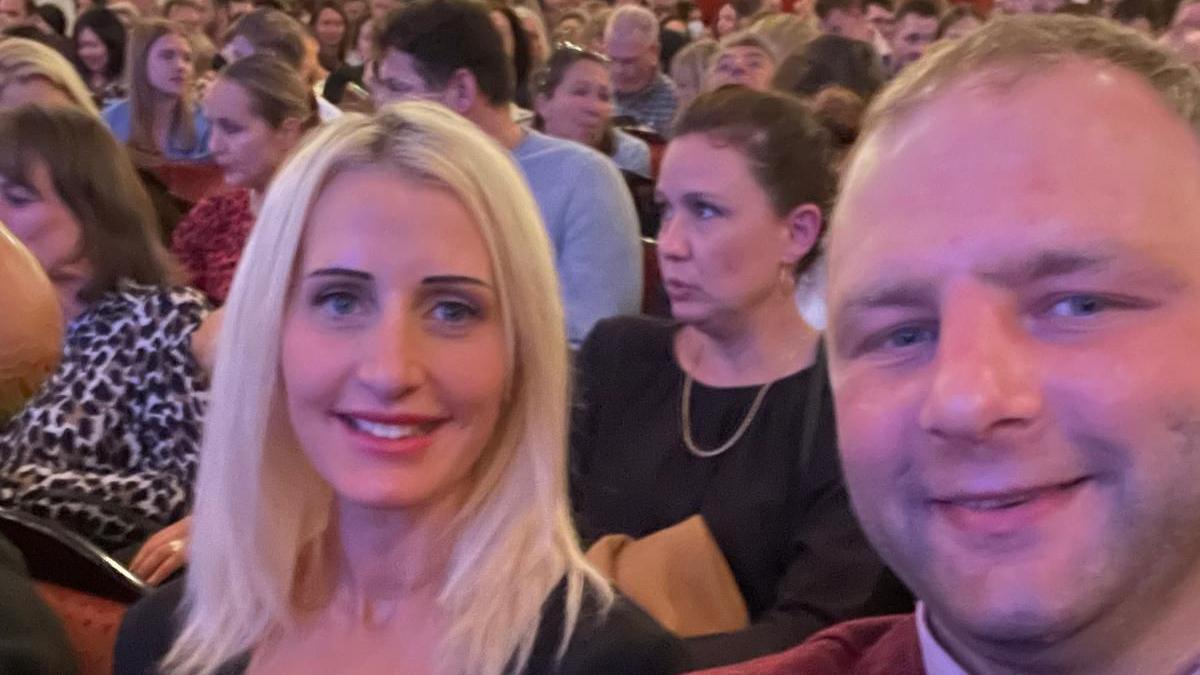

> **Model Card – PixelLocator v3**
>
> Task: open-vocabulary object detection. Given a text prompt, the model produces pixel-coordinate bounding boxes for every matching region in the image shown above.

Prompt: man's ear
[780,203,824,269]
[441,67,481,114]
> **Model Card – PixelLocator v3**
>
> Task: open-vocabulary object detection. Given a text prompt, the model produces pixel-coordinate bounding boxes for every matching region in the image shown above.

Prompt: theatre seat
[150,162,228,205]
[0,510,145,675]
[34,582,128,675]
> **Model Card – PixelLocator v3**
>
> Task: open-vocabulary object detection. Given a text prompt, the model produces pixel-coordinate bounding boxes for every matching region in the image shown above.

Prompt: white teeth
[961,496,1030,511]
[349,418,420,440]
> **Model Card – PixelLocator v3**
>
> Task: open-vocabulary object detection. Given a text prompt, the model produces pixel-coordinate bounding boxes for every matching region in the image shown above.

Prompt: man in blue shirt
[372,0,642,347]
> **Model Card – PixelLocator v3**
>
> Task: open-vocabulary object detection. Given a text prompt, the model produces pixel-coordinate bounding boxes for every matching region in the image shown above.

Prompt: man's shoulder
[695,614,923,675]
[514,131,623,198]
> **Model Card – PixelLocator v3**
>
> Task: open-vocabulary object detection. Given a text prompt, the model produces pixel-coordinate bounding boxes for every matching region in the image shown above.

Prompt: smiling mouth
[336,414,442,440]
[934,477,1091,512]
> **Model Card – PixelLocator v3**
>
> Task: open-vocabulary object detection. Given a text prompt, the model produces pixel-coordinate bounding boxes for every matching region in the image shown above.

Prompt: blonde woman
[114,102,684,675]
[0,37,99,111]
[103,19,211,163]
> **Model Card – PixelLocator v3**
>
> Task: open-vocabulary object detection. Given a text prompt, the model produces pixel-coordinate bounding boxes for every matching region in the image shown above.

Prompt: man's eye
[1047,295,1109,318]
[883,325,937,349]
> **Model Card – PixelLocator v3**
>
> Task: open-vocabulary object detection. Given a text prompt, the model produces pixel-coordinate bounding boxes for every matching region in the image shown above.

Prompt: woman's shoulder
[101,98,132,140]
[529,582,688,674]
[76,283,211,345]
[611,129,652,178]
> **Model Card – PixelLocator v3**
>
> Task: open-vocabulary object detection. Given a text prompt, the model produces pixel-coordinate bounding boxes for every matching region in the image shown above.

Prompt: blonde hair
[127,19,199,159]
[0,38,99,116]
[748,12,818,59]
[670,37,718,105]
[861,14,1200,143]
[162,101,613,675]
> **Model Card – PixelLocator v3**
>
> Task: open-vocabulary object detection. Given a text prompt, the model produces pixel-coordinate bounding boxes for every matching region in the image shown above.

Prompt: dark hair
[73,8,126,81]
[1112,0,1157,26]
[816,0,860,20]
[0,105,176,305]
[489,2,533,107]
[773,33,884,100]
[376,0,513,106]
[935,5,978,37]
[894,0,939,21]
[530,45,617,153]
[309,0,349,69]
[34,4,65,34]
[226,8,306,68]
[674,86,836,275]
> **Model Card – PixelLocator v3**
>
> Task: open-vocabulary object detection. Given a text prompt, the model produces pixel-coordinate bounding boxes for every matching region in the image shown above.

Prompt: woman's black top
[570,316,909,669]
[114,576,686,674]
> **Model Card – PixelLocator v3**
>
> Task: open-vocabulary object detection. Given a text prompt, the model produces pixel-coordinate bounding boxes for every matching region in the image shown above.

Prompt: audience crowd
[0,0,1196,669]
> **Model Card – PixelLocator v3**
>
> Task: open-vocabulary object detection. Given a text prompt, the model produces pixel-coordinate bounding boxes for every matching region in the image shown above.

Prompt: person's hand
[191,308,223,374]
[130,516,191,586]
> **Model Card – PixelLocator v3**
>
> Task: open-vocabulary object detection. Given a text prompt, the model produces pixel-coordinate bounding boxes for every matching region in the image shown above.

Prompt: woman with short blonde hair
[115,102,682,675]
[0,37,99,113]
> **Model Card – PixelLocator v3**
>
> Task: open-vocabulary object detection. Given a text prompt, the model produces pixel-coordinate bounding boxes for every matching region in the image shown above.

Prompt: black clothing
[114,576,687,674]
[323,63,365,105]
[0,534,78,675]
[570,316,908,668]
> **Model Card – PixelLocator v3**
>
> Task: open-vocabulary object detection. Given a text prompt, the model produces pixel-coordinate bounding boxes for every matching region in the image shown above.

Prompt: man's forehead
[829,59,1200,295]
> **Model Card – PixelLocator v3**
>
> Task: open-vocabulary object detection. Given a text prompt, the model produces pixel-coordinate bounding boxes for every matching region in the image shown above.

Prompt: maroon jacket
[691,615,925,675]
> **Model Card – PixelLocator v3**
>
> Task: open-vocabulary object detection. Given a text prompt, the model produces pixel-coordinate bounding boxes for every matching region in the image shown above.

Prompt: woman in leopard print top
[0,106,211,554]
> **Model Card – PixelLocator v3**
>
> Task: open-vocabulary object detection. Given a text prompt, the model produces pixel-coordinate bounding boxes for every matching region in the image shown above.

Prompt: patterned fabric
[171,189,254,305]
[0,282,211,553]
[614,72,680,138]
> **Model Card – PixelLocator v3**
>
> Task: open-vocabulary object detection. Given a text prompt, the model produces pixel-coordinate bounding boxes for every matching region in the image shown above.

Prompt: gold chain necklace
[680,373,773,459]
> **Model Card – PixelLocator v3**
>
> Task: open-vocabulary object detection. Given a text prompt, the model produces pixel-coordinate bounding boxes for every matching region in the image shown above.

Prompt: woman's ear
[278,116,304,145]
[780,203,823,268]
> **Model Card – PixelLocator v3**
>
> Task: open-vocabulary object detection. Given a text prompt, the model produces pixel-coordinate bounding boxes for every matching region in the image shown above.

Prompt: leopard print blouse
[0,282,211,553]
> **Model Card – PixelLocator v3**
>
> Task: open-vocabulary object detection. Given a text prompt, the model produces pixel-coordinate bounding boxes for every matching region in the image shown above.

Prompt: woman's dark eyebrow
[422,275,492,288]
[306,267,371,280]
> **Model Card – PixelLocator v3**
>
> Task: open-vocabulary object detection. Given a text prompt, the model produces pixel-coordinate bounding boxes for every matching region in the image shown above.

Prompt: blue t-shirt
[102,99,213,162]
[512,130,642,347]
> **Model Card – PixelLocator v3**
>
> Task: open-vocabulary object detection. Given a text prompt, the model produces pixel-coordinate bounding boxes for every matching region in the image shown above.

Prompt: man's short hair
[376,0,513,106]
[894,0,940,21]
[816,0,861,20]
[604,4,660,46]
[225,8,305,68]
[862,14,1200,143]
[717,29,778,61]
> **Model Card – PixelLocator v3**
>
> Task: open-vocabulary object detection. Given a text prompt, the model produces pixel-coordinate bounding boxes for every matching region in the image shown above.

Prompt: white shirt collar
[916,602,971,675]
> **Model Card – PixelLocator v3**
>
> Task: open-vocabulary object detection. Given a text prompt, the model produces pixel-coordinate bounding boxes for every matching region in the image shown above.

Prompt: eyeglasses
[553,40,610,63]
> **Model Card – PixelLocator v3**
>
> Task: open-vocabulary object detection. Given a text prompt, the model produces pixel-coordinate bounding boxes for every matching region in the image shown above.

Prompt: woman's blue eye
[430,300,478,324]
[694,203,720,219]
[1048,295,1107,317]
[317,291,360,316]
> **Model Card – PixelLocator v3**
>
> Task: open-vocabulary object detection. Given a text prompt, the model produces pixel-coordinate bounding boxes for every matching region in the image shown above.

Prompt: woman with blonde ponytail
[114,101,684,675]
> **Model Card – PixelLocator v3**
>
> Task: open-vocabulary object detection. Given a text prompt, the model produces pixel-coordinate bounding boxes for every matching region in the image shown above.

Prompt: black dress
[114,576,687,674]
[570,317,909,669]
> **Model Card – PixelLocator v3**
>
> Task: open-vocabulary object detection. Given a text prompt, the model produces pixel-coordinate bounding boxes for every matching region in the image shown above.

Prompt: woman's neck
[331,497,457,606]
[677,286,819,387]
